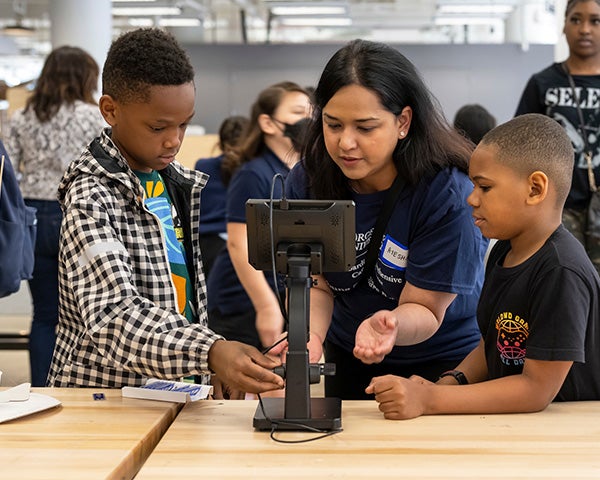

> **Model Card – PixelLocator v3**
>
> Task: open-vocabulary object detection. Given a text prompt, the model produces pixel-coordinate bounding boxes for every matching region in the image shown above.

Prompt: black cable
[256,393,342,443]
[258,339,342,443]
[261,335,287,355]
[269,173,289,330]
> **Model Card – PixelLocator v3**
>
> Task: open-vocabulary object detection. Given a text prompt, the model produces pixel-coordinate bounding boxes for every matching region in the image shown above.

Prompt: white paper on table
[0,393,61,423]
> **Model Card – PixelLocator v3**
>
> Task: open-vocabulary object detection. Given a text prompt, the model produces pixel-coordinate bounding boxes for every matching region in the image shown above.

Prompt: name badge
[380,235,408,270]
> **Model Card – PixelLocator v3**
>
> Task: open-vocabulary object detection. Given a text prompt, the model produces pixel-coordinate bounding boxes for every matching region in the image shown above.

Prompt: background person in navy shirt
[195,115,248,277]
[207,82,311,353]
[283,39,488,400]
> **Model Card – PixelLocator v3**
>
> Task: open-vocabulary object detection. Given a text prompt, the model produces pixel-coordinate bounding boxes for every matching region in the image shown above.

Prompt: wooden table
[0,387,181,480]
[136,399,600,479]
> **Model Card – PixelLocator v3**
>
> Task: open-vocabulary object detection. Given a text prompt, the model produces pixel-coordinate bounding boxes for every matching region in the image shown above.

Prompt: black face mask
[275,117,311,153]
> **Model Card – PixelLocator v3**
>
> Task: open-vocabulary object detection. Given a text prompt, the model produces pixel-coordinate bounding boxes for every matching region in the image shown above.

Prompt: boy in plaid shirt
[47,28,283,397]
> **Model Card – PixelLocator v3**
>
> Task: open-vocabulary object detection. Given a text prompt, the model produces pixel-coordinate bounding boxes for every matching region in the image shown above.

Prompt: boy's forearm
[423,343,568,415]
[425,375,554,416]
[425,356,573,416]
[438,338,488,385]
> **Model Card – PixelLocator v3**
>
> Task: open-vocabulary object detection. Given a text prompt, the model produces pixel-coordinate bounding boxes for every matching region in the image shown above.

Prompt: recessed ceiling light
[438,5,514,14]
[435,16,505,25]
[112,7,181,16]
[271,6,347,16]
[278,17,352,26]
[159,18,202,27]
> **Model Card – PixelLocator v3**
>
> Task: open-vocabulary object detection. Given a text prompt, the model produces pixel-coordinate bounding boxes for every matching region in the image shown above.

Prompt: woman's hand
[353,310,399,364]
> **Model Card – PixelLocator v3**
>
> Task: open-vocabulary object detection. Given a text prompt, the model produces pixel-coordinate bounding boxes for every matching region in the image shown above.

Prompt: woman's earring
[400,131,405,137]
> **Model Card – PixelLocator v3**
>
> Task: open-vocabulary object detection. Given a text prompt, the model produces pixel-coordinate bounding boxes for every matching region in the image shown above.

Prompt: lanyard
[562,62,598,193]
[360,173,406,283]
[0,155,5,198]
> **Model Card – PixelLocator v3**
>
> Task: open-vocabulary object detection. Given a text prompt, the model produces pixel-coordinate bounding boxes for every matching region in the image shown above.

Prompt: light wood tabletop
[0,387,182,480]
[136,399,600,479]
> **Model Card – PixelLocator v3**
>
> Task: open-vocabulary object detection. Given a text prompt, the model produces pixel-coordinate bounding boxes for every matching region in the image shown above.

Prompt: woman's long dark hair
[25,45,99,123]
[303,39,473,199]
[221,81,308,185]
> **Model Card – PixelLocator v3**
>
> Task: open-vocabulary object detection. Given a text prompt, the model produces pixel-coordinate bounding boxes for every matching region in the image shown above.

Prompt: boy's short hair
[102,28,195,104]
[480,113,574,205]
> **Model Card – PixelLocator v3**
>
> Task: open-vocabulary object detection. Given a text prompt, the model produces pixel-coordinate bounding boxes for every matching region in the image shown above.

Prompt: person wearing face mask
[206,82,311,361]
[277,116,311,153]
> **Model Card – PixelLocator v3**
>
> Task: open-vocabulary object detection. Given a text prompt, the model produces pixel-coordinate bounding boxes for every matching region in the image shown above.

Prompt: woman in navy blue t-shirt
[284,40,488,399]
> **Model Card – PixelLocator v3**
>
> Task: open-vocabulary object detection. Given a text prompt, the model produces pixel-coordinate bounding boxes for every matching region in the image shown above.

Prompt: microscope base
[253,397,342,431]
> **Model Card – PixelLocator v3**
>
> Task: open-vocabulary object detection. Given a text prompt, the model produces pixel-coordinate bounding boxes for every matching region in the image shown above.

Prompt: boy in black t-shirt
[366,113,600,419]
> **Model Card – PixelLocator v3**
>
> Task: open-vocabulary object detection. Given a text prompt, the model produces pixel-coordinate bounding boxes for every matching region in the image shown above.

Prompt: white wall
[185,42,554,133]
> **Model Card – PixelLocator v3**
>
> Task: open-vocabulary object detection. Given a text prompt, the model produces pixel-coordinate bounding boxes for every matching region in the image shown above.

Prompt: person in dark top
[207,82,311,350]
[194,115,249,277]
[280,39,487,400]
[515,0,600,272]
[366,113,600,420]
[453,103,496,145]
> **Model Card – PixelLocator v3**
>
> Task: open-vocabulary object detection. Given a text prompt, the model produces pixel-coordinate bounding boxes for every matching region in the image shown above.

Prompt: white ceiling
[0,0,559,53]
